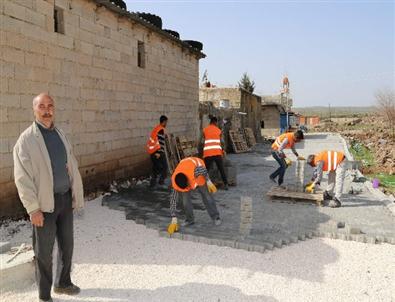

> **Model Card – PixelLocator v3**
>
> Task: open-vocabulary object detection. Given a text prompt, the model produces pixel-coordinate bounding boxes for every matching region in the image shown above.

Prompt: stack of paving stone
[239,196,253,239]
[295,159,306,192]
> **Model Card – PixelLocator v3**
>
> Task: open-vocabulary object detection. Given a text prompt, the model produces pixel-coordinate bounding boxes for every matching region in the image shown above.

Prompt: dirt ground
[312,115,395,175]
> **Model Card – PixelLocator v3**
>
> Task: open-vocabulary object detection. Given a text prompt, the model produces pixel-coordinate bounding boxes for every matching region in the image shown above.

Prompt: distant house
[299,116,320,126]
[261,103,286,137]
[262,94,293,111]
[199,87,262,140]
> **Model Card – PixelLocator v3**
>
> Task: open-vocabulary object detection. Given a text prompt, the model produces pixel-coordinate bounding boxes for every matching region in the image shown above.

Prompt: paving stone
[298,234,306,241]
[365,237,377,244]
[102,138,395,254]
[345,225,361,235]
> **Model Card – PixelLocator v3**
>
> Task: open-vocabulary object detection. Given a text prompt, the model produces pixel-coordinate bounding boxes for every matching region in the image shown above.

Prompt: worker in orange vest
[306,150,347,208]
[167,157,221,234]
[146,115,168,188]
[269,130,305,186]
[202,116,228,190]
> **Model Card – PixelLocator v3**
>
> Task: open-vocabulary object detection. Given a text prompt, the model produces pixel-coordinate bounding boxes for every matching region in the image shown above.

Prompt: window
[54,6,65,34]
[261,120,265,129]
[138,41,145,68]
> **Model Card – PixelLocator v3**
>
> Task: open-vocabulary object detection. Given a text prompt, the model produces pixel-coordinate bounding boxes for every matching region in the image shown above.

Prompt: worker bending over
[167,157,222,234]
[146,115,168,187]
[306,150,347,208]
[202,116,228,190]
[270,130,305,186]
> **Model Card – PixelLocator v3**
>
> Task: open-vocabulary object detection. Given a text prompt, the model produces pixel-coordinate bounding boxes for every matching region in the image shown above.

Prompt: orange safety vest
[146,124,164,155]
[172,157,206,192]
[203,124,223,158]
[314,150,345,172]
[272,133,295,151]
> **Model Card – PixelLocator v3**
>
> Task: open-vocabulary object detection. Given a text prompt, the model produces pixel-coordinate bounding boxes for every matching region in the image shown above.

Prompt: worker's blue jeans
[270,151,287,185]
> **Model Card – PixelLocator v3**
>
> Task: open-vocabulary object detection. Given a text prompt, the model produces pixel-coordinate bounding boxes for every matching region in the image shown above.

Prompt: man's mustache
[42,113,52,118]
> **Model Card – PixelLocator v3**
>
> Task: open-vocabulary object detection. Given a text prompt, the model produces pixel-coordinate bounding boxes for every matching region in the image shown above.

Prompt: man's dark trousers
[270,151,287,185]
[33,190,74,300]
[204,155,228,185]
[150,152,168,184]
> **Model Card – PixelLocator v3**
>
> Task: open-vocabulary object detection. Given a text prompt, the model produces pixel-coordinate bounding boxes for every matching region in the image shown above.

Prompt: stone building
[0,0,205,218]
[262,94,293,111]
[260,103,285,137]
[199,87,262,140]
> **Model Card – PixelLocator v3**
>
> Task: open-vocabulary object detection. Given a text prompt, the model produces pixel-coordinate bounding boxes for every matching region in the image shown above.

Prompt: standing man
[13,93,84,302]
[306,150,347,208]
[146,115,168,187]
[269,130,305,186]
[202,116,228,190]
[167,157,222,234]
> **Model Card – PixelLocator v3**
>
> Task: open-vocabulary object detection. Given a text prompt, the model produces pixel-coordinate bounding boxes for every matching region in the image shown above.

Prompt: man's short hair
[295,130,304,140]
[210,116,218,124]
[175,173,188,189]
[307,154,315,166]
[160,115,168,123]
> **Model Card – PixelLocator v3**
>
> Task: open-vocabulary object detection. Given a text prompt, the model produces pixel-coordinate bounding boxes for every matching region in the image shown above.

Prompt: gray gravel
[1,198,394,302]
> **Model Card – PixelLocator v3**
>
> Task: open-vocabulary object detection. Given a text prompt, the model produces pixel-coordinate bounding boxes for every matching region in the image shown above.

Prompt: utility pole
[328,103,331,131]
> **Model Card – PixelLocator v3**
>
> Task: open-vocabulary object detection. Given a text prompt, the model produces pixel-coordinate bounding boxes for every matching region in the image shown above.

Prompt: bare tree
[376,88,395,141]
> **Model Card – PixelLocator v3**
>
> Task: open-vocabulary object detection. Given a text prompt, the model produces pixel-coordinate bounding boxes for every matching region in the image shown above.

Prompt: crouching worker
[306,150,347,208]
[167,157,222,234]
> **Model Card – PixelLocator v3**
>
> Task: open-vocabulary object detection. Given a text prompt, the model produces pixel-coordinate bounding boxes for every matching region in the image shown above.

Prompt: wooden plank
[266,186,323,206]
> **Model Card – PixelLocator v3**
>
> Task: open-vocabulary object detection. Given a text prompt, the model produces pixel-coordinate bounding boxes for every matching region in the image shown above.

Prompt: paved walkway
[103,133,395,252]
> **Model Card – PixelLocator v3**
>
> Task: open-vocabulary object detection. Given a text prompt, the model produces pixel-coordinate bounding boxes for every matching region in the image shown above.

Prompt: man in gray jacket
[13,93,84,302]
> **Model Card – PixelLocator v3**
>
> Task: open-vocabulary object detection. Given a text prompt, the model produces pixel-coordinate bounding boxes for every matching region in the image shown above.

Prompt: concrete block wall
[199,87,242,108]
[0,0,202,218]
[261,105,281,137]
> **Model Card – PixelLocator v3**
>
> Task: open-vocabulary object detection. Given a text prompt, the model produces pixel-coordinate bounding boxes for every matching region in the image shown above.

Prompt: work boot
[181,220,195,227]
[328,198,341,208]
[224,184,229,190]
[53,284,81,296]
[149,177,156,188]
[158,178,165,185]
[323,191,332,200]
[39,298,53,302]
[214,217,222,226]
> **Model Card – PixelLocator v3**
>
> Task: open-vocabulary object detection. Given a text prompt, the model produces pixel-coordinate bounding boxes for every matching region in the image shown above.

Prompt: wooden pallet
[229,130,250,153]
[266,186,323,206]
[164,134,180,174]
[176,136,198,159]
[244,128,256,147]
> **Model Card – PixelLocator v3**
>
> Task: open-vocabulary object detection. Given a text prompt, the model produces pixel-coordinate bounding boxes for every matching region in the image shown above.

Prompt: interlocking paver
[102,133,395,253]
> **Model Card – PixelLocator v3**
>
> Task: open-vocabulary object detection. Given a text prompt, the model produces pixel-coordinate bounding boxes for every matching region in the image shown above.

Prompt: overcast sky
[126,0,394,107]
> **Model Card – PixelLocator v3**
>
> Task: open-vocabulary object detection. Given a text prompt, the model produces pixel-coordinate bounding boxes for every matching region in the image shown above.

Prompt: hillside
[294,106,375,118]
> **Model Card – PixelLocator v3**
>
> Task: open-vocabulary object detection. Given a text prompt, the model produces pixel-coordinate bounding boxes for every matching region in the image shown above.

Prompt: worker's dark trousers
[270,151,288,185]
[33,190,74,300]
[181,185,220,222]
[204,155,228,185]
[150,152,168,185]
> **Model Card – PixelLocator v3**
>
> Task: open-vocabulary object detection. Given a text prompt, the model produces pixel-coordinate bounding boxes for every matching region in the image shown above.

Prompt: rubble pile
[313,115,395,174]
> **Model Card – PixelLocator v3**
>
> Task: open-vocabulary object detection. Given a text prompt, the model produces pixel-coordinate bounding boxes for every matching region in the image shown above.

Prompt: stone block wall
[199,87,242,108]
[0,0,202,218]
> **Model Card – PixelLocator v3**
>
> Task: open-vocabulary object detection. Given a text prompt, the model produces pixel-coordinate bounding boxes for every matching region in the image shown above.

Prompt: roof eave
[92,0,206,59]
